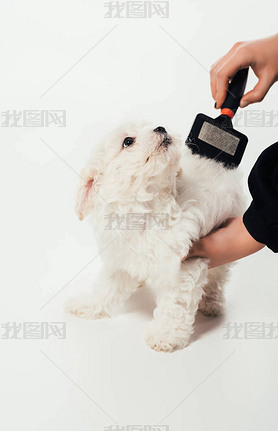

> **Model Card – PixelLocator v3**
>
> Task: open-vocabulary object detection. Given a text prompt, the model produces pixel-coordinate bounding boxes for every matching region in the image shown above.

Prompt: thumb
[240,74,273,107]
[181,246,194,262]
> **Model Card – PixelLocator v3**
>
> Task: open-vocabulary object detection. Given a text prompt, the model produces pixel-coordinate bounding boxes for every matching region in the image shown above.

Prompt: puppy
[65,122,245,352]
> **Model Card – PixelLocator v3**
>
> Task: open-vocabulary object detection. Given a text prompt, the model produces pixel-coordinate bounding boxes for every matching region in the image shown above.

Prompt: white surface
[0,1,278,430]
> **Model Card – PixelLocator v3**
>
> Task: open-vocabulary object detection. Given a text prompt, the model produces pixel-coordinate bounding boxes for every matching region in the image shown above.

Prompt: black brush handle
[221,68,249,115]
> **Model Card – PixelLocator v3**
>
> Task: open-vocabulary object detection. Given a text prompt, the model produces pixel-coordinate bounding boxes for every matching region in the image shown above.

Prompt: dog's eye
[123,137,134,148]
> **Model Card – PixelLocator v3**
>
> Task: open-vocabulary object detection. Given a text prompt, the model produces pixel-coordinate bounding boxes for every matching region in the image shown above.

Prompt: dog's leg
[198,264,230,316]
[64,269,140,319]
[145,258,208,352]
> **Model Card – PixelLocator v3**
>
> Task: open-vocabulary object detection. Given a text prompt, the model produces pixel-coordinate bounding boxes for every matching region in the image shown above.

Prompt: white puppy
[65,122,245,352]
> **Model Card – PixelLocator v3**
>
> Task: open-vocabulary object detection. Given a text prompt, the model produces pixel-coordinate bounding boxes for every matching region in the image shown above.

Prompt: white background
[1,1,278,430]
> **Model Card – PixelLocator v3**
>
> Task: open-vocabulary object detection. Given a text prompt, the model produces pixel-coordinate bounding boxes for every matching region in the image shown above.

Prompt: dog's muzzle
[153,126,172,147]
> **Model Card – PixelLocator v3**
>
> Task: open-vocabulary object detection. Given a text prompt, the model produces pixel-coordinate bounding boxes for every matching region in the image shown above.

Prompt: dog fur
[64,122,245,352]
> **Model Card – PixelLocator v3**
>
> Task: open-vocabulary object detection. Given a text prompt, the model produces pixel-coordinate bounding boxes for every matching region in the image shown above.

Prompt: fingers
[210,43,241,102]
[211,36,278,109]
[211,62,237,109]
[181,240,203,262]
[210,59,222,101]
[240,72,275,107]
[210,69,217,102]
[181,219,235,263]
[181,247,193,262]
[214,68,232,109]
[210,42,251,108]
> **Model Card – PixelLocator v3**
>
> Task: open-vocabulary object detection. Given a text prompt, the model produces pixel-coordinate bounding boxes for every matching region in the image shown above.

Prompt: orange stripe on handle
[221,108,234,119]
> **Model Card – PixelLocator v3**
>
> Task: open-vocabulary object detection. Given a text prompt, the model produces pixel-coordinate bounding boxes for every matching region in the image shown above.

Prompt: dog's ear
[76,162,98,221]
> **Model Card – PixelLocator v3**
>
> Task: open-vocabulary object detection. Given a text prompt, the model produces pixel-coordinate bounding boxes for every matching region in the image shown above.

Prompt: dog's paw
[64,295,111,320]
[144,321,190,352]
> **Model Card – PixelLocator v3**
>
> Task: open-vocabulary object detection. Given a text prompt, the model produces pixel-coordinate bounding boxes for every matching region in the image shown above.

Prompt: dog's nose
[154,126,167,134]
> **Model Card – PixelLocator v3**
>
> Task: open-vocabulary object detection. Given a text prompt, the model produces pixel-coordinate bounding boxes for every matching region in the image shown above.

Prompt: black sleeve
[243,142,278,252]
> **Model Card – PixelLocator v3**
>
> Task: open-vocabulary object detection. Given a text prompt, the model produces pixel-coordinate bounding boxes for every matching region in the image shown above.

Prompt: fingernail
[240,100,248,108]
[214,101,217,109]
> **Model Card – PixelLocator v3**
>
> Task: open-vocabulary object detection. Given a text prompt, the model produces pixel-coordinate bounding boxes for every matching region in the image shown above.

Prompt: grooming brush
[186,68,249,168]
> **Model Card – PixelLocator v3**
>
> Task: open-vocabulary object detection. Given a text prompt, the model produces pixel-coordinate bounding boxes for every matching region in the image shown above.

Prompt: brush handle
[221,68,249,116]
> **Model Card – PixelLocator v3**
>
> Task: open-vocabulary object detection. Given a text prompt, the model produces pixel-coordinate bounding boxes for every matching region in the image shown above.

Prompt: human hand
[211,34,278,109]
[181,217,265,268]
